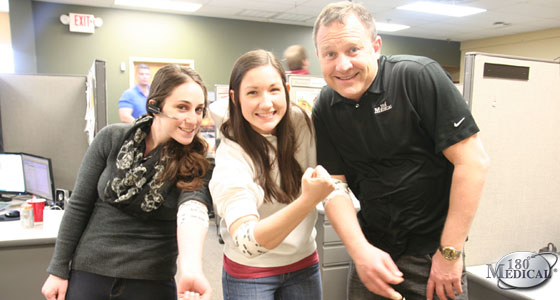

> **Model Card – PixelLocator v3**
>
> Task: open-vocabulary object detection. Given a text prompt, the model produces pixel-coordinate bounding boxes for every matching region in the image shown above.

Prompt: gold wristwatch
[438,246,462,260]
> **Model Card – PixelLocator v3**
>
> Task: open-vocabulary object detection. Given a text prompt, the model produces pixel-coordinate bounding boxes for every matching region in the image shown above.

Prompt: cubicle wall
[463,53,560,266]
[0,74,89,191]
[92,59,108,135]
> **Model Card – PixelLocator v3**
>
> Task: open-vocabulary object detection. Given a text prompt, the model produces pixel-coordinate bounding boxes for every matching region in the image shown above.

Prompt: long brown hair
[146,64,209,191]
[222,49,309,204]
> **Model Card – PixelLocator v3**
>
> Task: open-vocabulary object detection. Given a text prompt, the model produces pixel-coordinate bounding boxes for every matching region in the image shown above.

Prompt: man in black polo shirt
[312,2,490,300]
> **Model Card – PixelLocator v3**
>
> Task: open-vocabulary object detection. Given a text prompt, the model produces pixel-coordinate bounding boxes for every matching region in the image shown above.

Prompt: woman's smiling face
[236,64,287,135]
[155,81,206,145]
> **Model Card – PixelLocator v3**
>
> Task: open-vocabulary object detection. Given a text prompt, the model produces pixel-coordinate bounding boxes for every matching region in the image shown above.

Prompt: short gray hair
[313,1,377,48]
[136,63,150,71]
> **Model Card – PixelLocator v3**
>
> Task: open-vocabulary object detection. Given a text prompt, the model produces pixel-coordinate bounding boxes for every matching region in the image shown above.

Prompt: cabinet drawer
[322,244,351,266]
[323,224,341,243]
[322,265,350,300]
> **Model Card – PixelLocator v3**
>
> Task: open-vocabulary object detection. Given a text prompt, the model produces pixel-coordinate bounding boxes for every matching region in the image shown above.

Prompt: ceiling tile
[29,0,560,41]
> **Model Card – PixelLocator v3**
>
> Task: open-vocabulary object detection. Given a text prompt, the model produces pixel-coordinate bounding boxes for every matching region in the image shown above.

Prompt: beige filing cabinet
[315,199,360,300]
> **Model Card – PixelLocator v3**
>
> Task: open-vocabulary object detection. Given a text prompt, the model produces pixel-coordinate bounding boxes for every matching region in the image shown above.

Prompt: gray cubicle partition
[463,53,560,266]
[92,59,108,135]
[0,74,89,191]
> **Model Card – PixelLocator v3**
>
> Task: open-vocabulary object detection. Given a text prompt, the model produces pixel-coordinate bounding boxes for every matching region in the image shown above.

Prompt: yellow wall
[459,27,560,82]
[0,12,11,44]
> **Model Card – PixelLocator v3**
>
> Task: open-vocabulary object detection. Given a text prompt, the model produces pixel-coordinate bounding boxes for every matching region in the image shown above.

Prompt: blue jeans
[222,263,322,300]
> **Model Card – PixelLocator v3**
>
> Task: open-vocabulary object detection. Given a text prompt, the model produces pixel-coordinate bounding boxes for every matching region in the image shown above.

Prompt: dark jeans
[347,254,468,300]
[66,270,177,300]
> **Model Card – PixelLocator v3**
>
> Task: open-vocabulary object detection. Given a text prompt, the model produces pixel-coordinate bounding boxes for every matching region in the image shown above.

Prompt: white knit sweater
[210,107,317,267]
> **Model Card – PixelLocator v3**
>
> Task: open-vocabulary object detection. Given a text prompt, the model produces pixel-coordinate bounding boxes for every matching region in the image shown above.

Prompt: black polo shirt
[313,55,479,259]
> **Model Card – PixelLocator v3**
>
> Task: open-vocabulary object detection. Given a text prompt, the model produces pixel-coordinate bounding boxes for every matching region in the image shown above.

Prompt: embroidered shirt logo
[454,117,466,127]
[373,101,393,114]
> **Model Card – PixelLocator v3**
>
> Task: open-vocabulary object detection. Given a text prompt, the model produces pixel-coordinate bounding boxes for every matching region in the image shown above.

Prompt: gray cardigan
[46,123,211,280]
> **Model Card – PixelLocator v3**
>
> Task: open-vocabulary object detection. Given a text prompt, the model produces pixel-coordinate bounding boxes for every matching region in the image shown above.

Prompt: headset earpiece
[147,103,161,115]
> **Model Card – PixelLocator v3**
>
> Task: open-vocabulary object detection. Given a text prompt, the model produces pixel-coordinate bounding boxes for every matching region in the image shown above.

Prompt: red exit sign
[69,13,95,33]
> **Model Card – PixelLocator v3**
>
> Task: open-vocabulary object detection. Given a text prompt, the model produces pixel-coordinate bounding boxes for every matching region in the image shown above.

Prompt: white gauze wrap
[177,200,209,227]
[322,179,352,208]
[233,221,269,258]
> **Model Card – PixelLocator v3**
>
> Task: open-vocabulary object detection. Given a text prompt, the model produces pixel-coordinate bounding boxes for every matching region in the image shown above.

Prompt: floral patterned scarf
[103,115,174,219]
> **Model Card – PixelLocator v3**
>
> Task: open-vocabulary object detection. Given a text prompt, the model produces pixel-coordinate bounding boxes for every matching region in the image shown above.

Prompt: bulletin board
[287,74,326,113]
[128,57,195,88]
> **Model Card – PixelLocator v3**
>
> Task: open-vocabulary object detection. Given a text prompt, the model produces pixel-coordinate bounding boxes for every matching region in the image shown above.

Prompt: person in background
[312,2,490,300]
[119,64,151,123]
[210,49,334,300]
[41,64,212,300]
[283,44,310,75]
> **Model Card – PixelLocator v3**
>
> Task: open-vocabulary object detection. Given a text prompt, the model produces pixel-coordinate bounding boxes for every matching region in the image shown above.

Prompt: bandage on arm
[177,200,209,227]
[232,220,269,258]
[322,179,353,208]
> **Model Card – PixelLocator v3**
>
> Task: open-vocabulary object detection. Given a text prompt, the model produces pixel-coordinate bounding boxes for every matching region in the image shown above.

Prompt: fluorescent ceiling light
[397,1,486,17]
[376,22,410,32]
[114,0,202,13]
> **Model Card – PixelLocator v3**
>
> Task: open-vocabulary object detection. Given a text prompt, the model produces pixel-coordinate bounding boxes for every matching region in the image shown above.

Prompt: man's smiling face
[316,13,381,101]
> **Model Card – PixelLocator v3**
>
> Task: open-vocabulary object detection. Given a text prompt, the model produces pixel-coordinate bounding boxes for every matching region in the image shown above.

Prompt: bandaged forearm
[233,221,269,258]
[177,200,209,227]
[322,179,352,208]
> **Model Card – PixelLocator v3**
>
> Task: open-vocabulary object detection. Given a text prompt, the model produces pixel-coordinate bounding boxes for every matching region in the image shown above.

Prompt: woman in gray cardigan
[42,65,213,300]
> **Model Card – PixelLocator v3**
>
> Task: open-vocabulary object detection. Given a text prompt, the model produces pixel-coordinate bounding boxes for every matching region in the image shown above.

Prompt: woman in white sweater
[210,49,334,300]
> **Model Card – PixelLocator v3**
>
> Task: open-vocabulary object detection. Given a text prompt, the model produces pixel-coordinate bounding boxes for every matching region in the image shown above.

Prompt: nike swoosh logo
[454,117,465,127]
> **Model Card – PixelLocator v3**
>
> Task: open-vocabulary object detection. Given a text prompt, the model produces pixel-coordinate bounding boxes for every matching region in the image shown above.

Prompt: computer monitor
[21,153,55,201]
[0,152,55,202]
[0,153,26,201]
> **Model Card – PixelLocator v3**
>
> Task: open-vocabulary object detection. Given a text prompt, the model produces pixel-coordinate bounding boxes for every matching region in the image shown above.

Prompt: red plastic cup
[27,198,46,223]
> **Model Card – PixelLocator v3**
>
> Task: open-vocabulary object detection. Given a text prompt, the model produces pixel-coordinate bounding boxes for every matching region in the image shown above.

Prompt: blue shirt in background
[118,85,149,119]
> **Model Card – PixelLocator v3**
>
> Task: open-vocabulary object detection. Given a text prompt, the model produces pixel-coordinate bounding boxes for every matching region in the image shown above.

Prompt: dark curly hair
[146,64,210,191]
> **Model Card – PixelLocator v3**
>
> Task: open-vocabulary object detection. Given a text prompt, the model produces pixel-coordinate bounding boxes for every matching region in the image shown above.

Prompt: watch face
[441,247,461,260]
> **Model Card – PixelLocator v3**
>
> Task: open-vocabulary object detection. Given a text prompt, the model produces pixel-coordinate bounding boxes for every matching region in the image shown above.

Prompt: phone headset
[147,103,179,120]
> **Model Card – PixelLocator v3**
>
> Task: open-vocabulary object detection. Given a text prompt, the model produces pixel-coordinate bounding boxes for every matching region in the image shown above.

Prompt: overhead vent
[483,63,529,81]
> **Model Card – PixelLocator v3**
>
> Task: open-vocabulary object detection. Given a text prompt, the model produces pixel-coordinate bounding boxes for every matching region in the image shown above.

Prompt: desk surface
[468,264,559,300]
[0,201,62,247]
[0,220,60,247]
